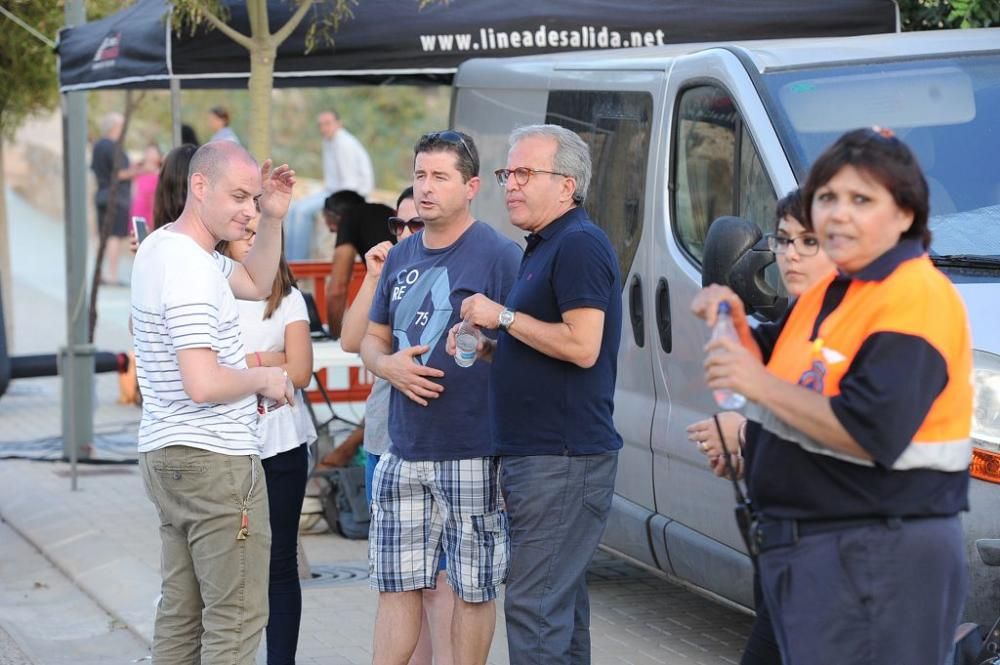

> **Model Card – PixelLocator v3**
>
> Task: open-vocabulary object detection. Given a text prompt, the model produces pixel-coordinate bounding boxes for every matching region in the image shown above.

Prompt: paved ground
[0,520,147,664]
[0,187,755,664]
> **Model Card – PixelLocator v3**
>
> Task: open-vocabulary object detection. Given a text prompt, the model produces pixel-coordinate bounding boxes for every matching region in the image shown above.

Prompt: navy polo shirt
[491,207,623,456]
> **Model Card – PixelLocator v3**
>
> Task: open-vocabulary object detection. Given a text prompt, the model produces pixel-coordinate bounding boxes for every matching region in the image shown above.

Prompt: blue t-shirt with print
[369,221,521,461]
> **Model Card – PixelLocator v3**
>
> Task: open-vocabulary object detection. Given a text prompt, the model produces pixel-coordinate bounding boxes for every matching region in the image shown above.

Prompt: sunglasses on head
[421,130,475,164]
[388,216,425,236]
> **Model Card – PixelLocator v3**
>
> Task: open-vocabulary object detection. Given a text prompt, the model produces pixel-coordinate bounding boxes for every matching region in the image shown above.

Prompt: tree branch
[246,0,265,40]
[200,5,254,50]
[272,0,316,46]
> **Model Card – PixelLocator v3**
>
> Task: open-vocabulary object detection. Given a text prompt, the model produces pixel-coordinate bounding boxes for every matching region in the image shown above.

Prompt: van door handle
[655,278,672,354]
[629,275,645,348]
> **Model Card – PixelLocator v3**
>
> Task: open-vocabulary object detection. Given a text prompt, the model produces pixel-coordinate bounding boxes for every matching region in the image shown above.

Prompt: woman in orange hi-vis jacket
[692,127,973,665]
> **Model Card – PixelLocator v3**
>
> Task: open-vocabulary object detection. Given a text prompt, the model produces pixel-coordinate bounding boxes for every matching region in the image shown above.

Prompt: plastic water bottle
[454,319,481,368]
[711,302,747,409]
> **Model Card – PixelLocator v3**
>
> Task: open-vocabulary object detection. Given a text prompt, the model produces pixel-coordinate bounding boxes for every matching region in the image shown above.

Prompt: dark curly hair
[802,128,931,249]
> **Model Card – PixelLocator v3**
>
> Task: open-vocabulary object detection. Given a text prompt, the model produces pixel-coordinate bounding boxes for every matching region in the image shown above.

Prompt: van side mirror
[702,216,787,321]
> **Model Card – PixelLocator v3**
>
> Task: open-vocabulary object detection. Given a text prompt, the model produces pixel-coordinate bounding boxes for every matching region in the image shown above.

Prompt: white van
[451,28,1000,628]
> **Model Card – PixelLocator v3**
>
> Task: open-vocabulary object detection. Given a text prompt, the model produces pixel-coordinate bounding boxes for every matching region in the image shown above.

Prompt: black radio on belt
[712,415,760,565]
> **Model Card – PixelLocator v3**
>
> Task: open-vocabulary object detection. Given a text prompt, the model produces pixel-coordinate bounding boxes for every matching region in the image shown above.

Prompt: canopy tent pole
[171,79,181,147]
[61,0,93,487]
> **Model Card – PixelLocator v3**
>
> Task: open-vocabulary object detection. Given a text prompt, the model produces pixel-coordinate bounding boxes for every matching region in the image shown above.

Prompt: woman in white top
[219,221,316,665]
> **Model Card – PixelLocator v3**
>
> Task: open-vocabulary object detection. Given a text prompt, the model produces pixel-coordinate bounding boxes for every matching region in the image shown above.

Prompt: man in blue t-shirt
[361,130,520,665]
[453,124,623,664]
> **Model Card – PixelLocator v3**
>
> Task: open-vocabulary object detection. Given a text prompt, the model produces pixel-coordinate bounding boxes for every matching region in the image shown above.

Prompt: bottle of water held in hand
[455,319,481,368]
[711,302,747,409]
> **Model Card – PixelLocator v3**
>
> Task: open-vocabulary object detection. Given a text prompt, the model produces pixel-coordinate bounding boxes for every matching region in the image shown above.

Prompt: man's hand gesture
[377,345,444,407]
[257,159,296,223]
[365,241,393,280]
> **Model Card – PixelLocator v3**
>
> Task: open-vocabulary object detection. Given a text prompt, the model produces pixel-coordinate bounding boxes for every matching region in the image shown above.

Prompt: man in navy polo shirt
[456,124,623,664]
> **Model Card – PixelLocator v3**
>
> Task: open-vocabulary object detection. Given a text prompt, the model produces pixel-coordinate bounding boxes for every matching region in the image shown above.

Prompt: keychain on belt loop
[237,458,257,541]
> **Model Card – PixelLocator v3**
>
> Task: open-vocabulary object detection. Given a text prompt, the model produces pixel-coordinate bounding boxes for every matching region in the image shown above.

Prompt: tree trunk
[247,44,277,161]
[0,143,13,349]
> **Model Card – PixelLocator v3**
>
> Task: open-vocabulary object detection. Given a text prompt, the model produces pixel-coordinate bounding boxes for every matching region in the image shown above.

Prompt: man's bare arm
[506,307,605,368]
[460,294,605,369]
[228,161,295,300]
[177,347,291,404]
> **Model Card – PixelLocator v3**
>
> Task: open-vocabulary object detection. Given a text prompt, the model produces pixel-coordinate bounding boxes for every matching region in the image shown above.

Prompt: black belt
[750,516,911,554]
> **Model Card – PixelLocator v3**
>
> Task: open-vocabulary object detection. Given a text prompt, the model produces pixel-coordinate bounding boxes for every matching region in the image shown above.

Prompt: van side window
[672,85,776,265]
[545,90,652,282]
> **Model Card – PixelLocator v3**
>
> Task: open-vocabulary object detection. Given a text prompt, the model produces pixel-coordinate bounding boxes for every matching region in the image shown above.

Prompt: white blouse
[237,287,317,459]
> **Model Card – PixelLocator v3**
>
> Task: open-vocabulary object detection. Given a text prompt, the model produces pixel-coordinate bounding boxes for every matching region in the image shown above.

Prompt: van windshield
[763,54,1000,257]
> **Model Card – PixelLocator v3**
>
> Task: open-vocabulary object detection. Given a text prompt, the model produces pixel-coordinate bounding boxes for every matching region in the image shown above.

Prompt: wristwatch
[498,308,516,332]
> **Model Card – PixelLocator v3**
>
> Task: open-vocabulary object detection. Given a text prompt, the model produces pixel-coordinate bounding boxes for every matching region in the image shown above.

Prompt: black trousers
[261,444,309,665]
[758,515,966,665]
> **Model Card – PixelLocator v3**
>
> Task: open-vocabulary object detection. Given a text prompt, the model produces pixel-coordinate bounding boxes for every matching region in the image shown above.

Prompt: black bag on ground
[319,465,370,539]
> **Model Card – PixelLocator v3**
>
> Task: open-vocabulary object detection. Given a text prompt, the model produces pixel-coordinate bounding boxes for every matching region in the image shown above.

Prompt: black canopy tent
[53,0,897,469]
[58,0,899,91]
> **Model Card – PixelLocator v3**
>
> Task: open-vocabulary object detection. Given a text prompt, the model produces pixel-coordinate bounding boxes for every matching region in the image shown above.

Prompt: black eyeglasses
[494,167,571,188]
[388,216,425,236]
[766,233,821,256]
[421,130,475,165]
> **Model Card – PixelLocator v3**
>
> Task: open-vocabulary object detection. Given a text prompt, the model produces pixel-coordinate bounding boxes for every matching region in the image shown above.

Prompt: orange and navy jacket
[745,239,972,520]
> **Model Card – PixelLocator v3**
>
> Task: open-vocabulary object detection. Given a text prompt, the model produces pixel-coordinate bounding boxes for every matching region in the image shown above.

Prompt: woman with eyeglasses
[341,187,454,665]
[687,188,833,665]
[217,224,317,665]
[692,128,973,664]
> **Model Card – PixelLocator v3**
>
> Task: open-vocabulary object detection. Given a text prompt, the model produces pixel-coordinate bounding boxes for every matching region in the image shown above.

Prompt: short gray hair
[99,112,123,137]
[509,124,591,204]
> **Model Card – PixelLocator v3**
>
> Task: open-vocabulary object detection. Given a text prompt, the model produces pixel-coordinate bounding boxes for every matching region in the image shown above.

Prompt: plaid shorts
[369,453,509,603]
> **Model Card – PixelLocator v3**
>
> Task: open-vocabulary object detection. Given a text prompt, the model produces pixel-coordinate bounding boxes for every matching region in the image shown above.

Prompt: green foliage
[899,0,1000,30]
[0,0,124,138]
[0,2,62,138]
[301,0,356,53]
[87,85,451,195]
[171,0,231,37]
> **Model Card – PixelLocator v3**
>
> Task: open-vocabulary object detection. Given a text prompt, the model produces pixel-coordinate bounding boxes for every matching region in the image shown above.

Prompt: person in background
[218,223,317,665]
[92,111,138,285]
[181,123,200,147]
[130,143,162,226]
[324,190,394,339]
[341,186,455,665]
[207,106,240,144]
[152,144,199,230]
[692,127,973,665]
[284,110,375,261]
[686,188,834,665]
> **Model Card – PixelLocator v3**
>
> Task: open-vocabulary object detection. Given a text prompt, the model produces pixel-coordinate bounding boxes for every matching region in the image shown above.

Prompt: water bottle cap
[718,301,731,315]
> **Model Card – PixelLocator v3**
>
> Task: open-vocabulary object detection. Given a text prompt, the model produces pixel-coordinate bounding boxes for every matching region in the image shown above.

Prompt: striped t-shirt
[131,228,259,455]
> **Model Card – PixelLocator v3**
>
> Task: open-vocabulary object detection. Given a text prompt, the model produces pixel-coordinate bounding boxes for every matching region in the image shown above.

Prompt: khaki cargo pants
[140,445,271,665]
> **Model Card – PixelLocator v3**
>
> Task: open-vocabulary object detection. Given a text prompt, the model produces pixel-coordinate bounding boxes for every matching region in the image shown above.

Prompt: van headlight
[973,350,1000,451]
[971,350,1000,484]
